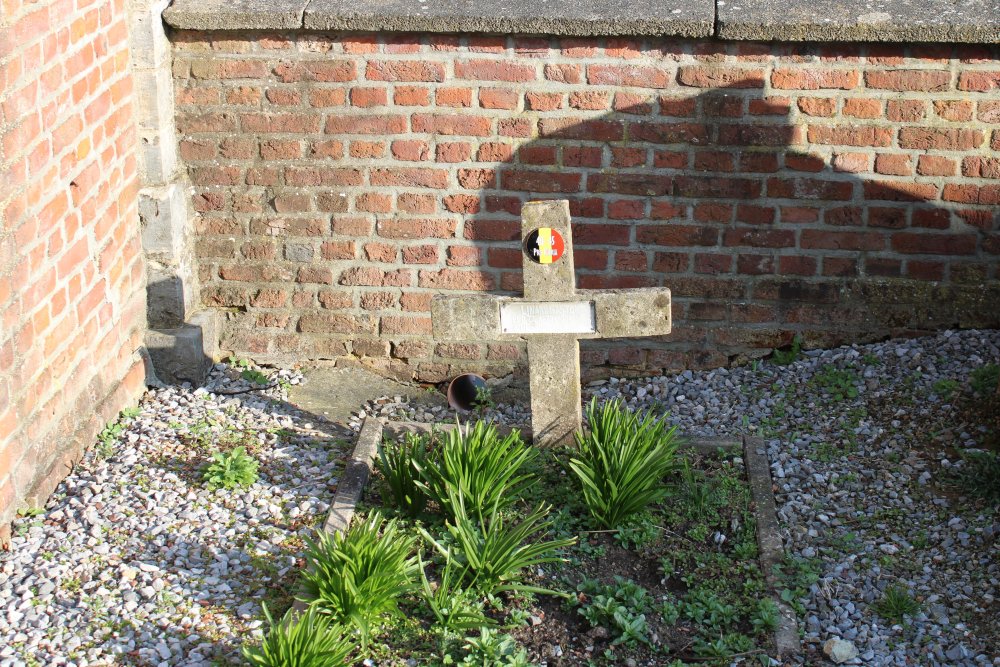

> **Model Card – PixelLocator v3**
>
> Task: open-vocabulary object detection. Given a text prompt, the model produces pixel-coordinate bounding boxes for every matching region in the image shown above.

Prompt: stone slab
[717,0,1000,43]
[590,288,671,339]
[163,0,308,29]
[302,0,714,36]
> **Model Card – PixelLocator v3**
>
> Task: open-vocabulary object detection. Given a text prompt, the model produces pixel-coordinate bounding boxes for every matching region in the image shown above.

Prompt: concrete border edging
[321,416,383,535]
[744,435,802,661]
[304,422,800,661]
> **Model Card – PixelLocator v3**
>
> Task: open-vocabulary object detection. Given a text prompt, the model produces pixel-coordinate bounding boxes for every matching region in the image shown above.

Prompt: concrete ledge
[164,0,715,36]
[304,0,713,37]
[163,0,999,42]
[717,0,1000,43]
[163,0,308,30]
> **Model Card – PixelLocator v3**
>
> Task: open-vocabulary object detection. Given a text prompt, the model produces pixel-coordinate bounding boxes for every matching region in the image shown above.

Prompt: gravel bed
[0,364,353,667]
[361,329,1000,666]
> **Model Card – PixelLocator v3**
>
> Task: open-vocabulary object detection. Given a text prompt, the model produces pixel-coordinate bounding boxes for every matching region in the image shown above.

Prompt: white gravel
[2,330,997,666]
[362,329,1000,666]
[0,364,352,667]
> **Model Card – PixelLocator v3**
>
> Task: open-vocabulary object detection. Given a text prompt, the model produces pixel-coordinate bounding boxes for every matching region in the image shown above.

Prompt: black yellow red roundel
[523,227,565,264]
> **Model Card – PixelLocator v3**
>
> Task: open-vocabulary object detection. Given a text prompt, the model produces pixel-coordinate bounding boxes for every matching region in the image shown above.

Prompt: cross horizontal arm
[431,287,670,342]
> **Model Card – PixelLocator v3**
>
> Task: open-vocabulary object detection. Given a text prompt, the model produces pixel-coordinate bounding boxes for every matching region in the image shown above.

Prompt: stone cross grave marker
[432,199,672,447]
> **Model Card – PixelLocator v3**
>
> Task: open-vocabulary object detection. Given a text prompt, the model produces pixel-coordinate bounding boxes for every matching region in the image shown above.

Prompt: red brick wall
[172,33,1000,381]
[0,0,146,540]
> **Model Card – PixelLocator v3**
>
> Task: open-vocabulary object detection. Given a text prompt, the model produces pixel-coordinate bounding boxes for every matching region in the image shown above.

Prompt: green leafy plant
[569,398,681,528]
[771,334,802,365]
[955,450,1000,503]
[681,587,738,629]
[203,446,259,490]
[242,368,270,385]
[450,629,530,666]
[659,597,680,625]
[970,363,999,395]
[416,421,537,522]
[875,584,921,623]
[577,577,653,647]
[95,414,130,460]
[472,385,495,413]
[932,378,960,400]
[422,490,575,597]
[377,432,435,517]
[419,552,493,634]
[243,605,356,667]
[750,598,780,633]
[300,512,418,646]
[812,365,859,401]
[613,511,659,550]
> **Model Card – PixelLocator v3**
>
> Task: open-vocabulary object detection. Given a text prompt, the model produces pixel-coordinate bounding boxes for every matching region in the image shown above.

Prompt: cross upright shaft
[431,199,672,447]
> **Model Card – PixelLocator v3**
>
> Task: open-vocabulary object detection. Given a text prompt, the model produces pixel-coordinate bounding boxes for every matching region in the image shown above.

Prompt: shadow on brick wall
[452,75,1000,377]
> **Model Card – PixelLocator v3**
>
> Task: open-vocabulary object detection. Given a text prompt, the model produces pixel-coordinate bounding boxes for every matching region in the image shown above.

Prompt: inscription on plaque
[500,301,595,335]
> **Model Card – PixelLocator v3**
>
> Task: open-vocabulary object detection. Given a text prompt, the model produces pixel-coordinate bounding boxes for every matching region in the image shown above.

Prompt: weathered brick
[365,60,444,82]
[892,233,977,255]
[957,71,1000,91]
[898,127,984,151]
[325,114,407,135]
[377,218,456,239]
[299,313,376,334]
[678,66,764,88]
[586,64,670,88]
[478,88,520,110]
[455,59,536,82]
[865,69,951,92]
[771,68,859,89]
[874,154,913,176]
[808,125,892,147]
[417,268,495,290]
[412,113,492,136]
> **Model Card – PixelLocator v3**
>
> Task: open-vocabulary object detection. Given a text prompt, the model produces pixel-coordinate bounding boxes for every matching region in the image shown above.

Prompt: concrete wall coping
[162,0,1000,43]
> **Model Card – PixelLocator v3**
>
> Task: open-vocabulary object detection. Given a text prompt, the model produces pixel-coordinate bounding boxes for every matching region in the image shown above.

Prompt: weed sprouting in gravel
[771,334,803,365]
[954,450,1000,504]
[932,378,960,400]
[875,584,921,623]
[970,363,999,396]
[203,446,259,490]
[812,364,860,401]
